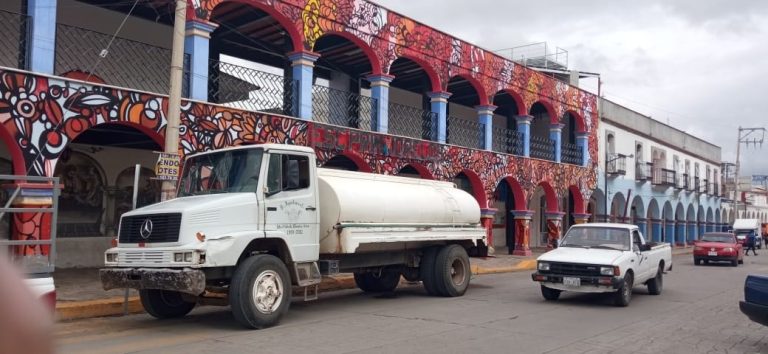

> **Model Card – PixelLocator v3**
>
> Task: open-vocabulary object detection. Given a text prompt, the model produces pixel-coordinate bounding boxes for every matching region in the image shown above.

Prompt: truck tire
[647,265,663,295]
[541,285,561,301]
[614,272,633,307]
[354,271,401,293]
[230,254,291,329]
[139,289,196,319]
[433,244,471,297]
[420,246,440,296]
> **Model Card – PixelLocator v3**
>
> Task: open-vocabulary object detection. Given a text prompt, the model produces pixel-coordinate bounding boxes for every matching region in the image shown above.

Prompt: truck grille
[119,251,170,265]
[544,262,603,277]
[119,213,182,243]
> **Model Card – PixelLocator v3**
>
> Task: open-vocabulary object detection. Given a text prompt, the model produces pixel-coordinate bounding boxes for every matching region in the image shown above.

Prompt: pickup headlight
[538,262,550,271]
[600,266,616,276]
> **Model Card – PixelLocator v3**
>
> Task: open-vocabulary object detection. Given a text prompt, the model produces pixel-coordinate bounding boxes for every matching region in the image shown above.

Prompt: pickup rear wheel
[647,265,663,295]
[230,254,291,329]
[614,273,633,307]
[354,271,401,293]
[139,289,196,319]
[433,245,471,297]
[541,285,561,301]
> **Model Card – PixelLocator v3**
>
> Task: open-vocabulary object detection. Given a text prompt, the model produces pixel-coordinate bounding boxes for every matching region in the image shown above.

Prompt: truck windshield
[560,227,630,251]
[178,149,263,196]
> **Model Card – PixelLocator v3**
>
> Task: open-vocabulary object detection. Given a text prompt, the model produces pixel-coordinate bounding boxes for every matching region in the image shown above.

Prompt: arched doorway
[446,75,486,149]
[322,155,362,171]
[395,164,432,179]
[647,199,661,241]
[492,177,524,253]
[609,192,627,223]
[388,57,441,140]
[113,166,160,231]
[491,90,524,155]
[529,102,555,161]
[528,182,559,247]
[588,188,606,222]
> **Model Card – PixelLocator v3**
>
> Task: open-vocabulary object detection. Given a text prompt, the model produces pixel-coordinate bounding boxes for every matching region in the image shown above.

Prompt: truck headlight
[538,262,550,271]
[184,252,193,263]
[600,266,615,276]
[105,252,118,263]
[174,252,195,263]
[174,253,184,262]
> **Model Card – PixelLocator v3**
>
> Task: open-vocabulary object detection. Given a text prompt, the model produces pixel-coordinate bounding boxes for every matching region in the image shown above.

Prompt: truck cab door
[263,152,320,262]
[632,230,650,279]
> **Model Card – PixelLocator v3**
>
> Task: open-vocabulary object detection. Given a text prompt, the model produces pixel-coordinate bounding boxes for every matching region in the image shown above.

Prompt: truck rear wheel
[354,271,401,293]
[433,245,471,297]
[230,254,291,329]
[541,285,561,301]
[139,289,196,319]
[420,246,440,296]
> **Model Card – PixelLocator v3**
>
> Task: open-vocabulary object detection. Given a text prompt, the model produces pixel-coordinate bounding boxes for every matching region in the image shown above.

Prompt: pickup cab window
[559,227,631,251]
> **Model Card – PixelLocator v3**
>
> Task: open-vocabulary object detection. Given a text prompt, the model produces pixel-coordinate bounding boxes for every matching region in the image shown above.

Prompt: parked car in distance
[693,232,743,267]
[740,275,768,327]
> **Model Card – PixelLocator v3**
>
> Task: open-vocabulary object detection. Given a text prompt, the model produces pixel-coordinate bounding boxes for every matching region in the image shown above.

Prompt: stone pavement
[53,246,694,320]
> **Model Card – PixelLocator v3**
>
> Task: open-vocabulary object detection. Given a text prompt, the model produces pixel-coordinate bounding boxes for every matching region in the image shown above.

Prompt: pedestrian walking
[745,231,758,256]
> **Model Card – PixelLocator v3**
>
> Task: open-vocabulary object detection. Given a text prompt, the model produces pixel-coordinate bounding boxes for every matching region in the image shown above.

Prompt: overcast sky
[376,0,768,176]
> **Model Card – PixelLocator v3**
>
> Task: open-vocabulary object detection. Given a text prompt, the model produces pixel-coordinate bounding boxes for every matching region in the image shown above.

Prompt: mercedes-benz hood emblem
[140,218,154,240]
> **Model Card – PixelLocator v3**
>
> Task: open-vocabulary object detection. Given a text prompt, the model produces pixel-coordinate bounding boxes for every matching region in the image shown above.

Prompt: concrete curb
[55,261,536,321]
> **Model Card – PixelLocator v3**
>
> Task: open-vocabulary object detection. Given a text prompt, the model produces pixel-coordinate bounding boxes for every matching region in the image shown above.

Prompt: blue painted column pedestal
[550,123,564,163]
[514,115,533,157]
[428,91,452,143]
[676,221,687,247]
[366,74,395,133]
[184,20,219,100]
[664,219,675,244]
[688,222,697,242]
[575,132,590,167]
[634,217,647,236]
[706,222,714,233]
[288,51,320,120]
[28,0,58,73]
[698,222,706,239]
[476,105,496,151]
[650,219,663,242]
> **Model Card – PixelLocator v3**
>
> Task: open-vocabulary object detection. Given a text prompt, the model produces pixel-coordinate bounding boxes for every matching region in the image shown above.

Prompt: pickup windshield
[560,227,631,251]
[178,149,263,196]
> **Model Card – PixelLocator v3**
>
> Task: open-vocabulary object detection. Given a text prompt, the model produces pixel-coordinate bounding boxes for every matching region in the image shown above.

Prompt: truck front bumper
[531,272,623,292]
[100,268,206,296]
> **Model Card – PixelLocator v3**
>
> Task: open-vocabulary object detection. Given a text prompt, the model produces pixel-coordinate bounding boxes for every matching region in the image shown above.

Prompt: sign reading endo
[154,152,181,181]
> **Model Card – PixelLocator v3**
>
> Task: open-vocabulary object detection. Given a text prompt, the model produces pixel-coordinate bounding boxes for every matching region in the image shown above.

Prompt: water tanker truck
[100,144,487,329]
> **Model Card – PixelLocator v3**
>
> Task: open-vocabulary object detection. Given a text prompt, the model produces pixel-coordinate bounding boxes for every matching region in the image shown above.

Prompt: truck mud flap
[100,268,206,296]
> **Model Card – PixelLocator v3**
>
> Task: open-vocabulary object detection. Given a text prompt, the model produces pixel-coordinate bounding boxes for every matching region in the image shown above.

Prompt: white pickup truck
[100,144,486,329]
[532,223,672,306]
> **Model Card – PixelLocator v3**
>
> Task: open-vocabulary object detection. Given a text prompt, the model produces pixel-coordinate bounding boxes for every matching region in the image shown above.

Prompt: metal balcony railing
[446,116,484,149]
[636,161,652,181]
[702,179,709,194]
[607,153,627,175]
[694,177,700,192]
[388,102,437,141]
[0,10,28,69]
[492,127,523,156]
[661,169,677,186]
[530,135,556,161]
[208,60,296,116]
[312,85,375,130]
[561,142,583,165]
[682,173,691,190]
[55,23,177,94]
[714,184,720,196]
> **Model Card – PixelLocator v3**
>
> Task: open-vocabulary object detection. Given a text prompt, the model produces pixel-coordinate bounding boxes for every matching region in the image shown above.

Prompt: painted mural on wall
[191,0,599,166]
[55,150,106,237]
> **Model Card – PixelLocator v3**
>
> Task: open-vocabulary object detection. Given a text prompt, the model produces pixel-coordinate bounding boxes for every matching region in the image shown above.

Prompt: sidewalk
[53,246,694,321]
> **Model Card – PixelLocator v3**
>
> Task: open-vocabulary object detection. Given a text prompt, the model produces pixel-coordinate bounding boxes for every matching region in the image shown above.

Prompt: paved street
[56,253,768,354]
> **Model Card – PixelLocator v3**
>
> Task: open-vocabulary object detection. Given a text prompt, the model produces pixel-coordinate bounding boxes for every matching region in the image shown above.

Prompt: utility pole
[162,0,187,201]
[734,126,766,219]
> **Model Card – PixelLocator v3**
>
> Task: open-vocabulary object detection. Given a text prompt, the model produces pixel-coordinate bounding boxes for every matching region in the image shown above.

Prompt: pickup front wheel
[230,254,291,329]
[541,285,561,301]
[614,273,633,307]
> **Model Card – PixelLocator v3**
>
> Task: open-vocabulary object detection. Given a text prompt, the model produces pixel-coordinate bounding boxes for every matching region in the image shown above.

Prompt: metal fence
[0,10,28,69]
[447,116,484,149]
[388,102,437,141]
[208,60,295,115]
[492,127,523,155]
[55,24,173,94]
[530,135,555,161]
[661,169,676,186]
[561,142,583,165]
[312,85,375,130]
[607,153,627,175]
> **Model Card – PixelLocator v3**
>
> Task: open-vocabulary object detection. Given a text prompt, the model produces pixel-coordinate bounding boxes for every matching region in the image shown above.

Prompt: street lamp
[604,153,634,222]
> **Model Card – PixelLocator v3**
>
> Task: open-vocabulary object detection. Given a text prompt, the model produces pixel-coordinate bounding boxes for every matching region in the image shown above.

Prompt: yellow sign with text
[154,153,180,181]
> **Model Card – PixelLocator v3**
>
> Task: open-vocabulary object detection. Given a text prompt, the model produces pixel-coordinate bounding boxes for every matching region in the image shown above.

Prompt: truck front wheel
[541,285,561,301]
[139,289,196,319]
[433,244,471,297]
[230,254,291,329]
[614,273,633,307]
[354,271,401,293]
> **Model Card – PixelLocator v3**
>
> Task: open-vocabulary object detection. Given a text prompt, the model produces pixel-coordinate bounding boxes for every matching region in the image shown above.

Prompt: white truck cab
[532,223,672,306]
[101,144,487,328]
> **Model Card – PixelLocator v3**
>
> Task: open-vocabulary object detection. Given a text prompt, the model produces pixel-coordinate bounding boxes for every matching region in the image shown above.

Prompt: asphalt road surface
[56,253,768,354]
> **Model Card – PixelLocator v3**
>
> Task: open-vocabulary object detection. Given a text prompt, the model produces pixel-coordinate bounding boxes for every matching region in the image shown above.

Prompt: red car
[694,232,743,266]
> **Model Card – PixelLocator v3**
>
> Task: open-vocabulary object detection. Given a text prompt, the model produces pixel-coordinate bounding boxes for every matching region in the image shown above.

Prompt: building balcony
[446,116,484,150]
[702,179,710,194]
[607,153,628,176]
[682,173,691,190]
[635,161,652,181]
[694,177,701,192]
[660,169,677,187]
[531,135,556,161]
[492,127,523,156]
[388,102,438,141]
[561,142,583,166]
